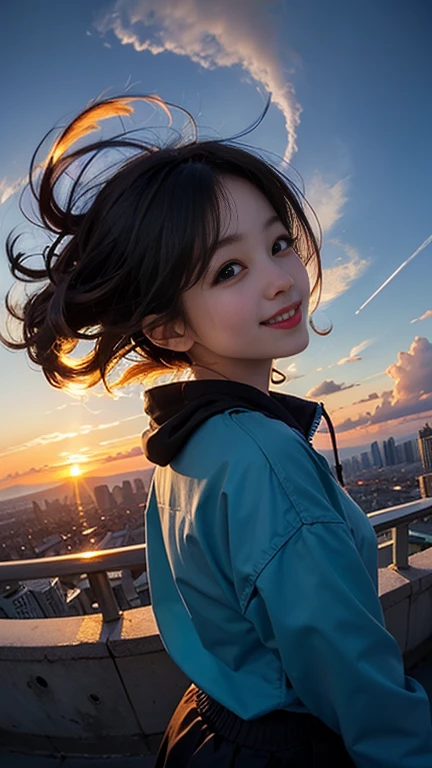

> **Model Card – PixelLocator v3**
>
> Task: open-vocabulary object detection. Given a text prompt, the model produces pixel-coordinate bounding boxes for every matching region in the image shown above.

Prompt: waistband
[194,685,337,751]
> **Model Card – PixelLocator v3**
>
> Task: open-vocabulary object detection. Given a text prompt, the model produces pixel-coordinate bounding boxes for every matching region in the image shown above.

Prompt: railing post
[392,524,409,570]
[88,572,121,622]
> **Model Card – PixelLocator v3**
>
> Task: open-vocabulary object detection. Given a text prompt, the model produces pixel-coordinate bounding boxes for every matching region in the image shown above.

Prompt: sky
[0,0,431,499]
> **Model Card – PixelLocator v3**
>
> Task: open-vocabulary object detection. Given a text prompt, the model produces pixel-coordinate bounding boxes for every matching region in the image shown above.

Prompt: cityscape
[0,423,431,621]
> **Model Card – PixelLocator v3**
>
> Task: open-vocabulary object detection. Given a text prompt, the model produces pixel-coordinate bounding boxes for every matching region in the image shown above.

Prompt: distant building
[122,480,136,509]
[351,455,361,475]
[412,438,421,462]
[97,526,130,549]
[112,485,124,506]
[371,441,383,469]
[419,424,432,472]
[94,484,113,511]
[387,437,397,466]
[32,500,45,527]
[134,477,147,504]
[134,477,145,494]
[33,533,64,557]
[361,452,371,471]
[396,444,405,464]
[419,473,432,499]
[402,440,415,464]
[0,577,67,619]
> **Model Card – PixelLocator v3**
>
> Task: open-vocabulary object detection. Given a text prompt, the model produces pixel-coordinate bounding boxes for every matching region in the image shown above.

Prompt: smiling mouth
[261,304,303,329]
[261,303,301,325]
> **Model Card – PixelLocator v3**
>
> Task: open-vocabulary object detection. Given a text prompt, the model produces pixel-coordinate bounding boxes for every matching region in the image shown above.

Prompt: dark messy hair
[1,94,327,392]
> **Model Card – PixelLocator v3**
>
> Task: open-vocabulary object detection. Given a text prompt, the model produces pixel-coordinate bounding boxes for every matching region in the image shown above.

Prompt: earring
[308,313,333,336]
[271,366,287,385]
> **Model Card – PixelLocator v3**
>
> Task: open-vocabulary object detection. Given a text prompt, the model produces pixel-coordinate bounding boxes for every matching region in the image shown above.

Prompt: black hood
[142,379,344,485]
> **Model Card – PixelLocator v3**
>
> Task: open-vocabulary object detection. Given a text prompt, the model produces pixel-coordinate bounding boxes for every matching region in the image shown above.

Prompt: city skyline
[1,0,431,497]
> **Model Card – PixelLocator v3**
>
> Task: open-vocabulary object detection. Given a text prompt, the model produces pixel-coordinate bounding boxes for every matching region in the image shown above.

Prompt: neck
[190,363,273,394]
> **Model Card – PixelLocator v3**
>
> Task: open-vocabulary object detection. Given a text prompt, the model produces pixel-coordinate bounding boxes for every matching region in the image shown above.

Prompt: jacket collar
[142,378,321,462]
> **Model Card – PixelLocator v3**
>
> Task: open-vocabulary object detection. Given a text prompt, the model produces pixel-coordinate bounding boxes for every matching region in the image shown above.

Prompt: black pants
[155,684,354,767]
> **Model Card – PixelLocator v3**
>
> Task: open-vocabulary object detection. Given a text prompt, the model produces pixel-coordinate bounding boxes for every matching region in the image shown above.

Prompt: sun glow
[70,464,82,477]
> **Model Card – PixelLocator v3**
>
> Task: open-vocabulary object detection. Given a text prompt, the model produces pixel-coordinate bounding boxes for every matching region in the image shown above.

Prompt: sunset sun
[70,464,82,478]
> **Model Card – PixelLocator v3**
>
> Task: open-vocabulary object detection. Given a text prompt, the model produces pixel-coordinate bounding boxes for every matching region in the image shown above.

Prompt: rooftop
[0,498,432,765]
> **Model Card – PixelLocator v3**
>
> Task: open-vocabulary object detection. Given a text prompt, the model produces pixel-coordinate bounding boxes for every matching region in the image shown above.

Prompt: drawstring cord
[320,404,345,487]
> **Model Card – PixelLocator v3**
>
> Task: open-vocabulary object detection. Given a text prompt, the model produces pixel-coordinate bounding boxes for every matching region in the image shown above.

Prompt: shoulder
[224,409,339,520]
[185,408,341,528]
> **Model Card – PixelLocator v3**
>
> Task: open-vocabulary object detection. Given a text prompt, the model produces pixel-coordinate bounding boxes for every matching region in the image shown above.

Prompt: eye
[214,262,242,284]
[272,234,295,255]
[213,234,295,285]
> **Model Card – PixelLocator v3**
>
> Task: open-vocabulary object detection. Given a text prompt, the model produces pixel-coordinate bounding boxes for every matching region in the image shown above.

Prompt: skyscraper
[371,441,383,469]
[418,424,432,471]
[402,440,415,464]
[122,480,136,509]
[387,437,397,466]
[361,452,371,470]
[94,485,113,511]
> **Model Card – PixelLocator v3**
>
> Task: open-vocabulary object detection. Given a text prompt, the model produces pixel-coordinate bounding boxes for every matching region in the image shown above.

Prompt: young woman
[2,95,432,767]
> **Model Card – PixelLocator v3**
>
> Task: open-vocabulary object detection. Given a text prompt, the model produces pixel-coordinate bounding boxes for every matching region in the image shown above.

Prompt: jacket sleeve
[254,519,432,768]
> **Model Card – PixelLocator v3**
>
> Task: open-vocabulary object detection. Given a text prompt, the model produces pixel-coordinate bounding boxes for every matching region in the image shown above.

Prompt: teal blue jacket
[143,381,432,767]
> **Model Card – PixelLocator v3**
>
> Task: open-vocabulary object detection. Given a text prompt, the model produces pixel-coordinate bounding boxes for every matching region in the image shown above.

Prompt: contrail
[355,234,432,315]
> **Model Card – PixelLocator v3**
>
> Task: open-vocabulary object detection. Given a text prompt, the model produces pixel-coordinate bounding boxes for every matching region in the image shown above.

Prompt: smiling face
[179,175,311,392]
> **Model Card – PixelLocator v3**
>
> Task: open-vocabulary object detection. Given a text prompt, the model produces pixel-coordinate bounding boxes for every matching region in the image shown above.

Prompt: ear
[141,314,194,353]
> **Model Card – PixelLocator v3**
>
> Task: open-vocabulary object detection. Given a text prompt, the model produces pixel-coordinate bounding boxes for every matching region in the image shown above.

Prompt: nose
[262,257,295,299]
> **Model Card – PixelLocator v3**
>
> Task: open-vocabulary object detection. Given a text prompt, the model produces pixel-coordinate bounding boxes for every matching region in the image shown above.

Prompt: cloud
[0,414,143,457]
[276,360,304,381]
[352,392,380,406]
[0,465,50,484]
[319,240,369,305]
[99,432,141,446]
[411,309,432,324]
[334,337,432,432]
[306,379,359,397]
[0,431,80,458]
[0,174,27,206]
[306,174,349,234]
[102,445,143,462]
[337,338,373,365]
[95,0,302,161]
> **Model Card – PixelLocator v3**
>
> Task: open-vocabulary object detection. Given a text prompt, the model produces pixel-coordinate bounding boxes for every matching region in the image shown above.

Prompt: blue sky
[0,0,431,496]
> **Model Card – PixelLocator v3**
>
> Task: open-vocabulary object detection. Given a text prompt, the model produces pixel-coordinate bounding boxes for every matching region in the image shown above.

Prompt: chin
[289,327,310,356]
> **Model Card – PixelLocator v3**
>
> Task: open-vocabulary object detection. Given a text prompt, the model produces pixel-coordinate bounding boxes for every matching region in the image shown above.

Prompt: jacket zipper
[307,402,323,443]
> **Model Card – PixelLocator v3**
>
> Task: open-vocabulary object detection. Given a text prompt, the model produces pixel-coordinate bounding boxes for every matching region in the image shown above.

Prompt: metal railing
[0,498,431,623]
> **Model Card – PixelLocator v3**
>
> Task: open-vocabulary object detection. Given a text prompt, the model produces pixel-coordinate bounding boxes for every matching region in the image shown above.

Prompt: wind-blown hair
[1,94,327,392]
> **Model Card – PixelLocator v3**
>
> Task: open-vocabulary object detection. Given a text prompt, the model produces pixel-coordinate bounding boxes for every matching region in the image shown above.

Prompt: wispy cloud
[99,432,141,446]
[411,309,432,324]
[0,431,80,458]
[306,174,349,234]
[320,240,369,306]
[0,174,27,206]
[0,414,143,457]
[95,0,302,161]
[337,338,373,365]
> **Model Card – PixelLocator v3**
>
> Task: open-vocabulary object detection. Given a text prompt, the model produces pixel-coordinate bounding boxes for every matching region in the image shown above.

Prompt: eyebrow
[215,214,282,251]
